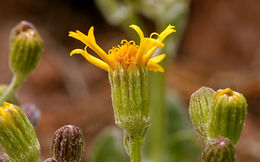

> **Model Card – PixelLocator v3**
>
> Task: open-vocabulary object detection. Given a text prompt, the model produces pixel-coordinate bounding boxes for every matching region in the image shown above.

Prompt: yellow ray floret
[0,102,18,119]
[68,24,176,72]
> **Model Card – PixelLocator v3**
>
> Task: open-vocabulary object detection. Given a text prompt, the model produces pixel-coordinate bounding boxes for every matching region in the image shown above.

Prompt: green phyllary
[0,102,40,161]
[208,88,247,145]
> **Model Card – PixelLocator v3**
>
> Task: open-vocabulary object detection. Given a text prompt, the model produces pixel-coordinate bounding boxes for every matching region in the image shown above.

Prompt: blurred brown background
[0,0,259,161]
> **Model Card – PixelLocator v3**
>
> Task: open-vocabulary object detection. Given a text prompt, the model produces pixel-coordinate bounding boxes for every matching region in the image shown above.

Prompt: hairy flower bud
[44,158,57,162]
[0,102,40,161]
[109,66,150,137]
[189,86,216,143]
[202,137,236,162]
[208,88,247,144]
[9,20,43,76]
[51,125,84,162]
[21,103,41,129]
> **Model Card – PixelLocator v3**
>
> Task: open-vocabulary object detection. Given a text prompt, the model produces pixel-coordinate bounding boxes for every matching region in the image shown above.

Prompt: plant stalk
[0,73,26,105]
[129,136,142,162]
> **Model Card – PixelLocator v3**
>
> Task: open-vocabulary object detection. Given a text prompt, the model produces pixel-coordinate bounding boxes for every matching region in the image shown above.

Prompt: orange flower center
[109,40,139,69]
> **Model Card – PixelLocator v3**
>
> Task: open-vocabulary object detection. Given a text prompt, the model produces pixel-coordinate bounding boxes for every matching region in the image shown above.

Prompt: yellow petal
[88,26,96,43]
[69,29,112,67]
[70,49,110,71]
[69,31,85,43]
[70,49,82,56]
[130,24,144,41]
[149,54,166,63]
[147,61,164,72]
[143,46,157,63]
[158,25,176,41]
[137,38,163,64]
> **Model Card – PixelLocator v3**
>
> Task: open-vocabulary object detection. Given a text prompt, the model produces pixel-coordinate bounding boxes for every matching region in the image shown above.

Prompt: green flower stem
[129,136,142,162]
[0,73,26,105]
[148,59,167,161]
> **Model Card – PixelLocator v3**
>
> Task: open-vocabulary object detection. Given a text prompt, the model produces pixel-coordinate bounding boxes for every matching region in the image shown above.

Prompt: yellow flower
[0,102,18,119]
[68,25,176,72]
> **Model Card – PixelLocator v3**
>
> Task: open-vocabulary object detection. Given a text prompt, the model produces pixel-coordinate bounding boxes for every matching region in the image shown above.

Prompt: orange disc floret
[109,40,139,69]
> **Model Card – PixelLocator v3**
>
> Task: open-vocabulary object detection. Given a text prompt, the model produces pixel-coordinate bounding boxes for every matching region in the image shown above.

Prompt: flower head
[202,137,236,162]
[51,125,84,162]
[69,25,175,72]
[208,88,247,145]
[10,21,43,76]
[0,102,40,161]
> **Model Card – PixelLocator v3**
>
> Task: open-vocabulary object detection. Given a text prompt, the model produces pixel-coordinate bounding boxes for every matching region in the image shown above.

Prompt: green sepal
[189,86,216,143]
[208,88,247,145]
[109,66,150,136]
[109,66,150,162]
[9,21,43,76]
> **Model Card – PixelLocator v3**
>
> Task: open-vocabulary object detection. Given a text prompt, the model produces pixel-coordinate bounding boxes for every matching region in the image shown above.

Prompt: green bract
[109,66,150,136]
[208,88,247,145]
[109,66,150,162]
[189,86,216,143]
[0,102,40,162]
[9,21,43,76]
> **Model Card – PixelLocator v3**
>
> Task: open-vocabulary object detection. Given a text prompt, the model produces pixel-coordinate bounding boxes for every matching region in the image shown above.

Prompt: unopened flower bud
[189,86,216,143]
[202,137,236,162]
[21,103,41,129]
[51,125,84,162]
[0,102,40,161]
[9,20,43,76]
[109,67,150,136]
[0,85,19,105]
[44,158,57,162]
[208,88,247,144]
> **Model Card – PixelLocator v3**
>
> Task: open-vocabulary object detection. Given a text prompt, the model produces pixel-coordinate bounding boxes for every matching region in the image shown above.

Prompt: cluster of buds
[189,87,248,161]
[0,21,87,162]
